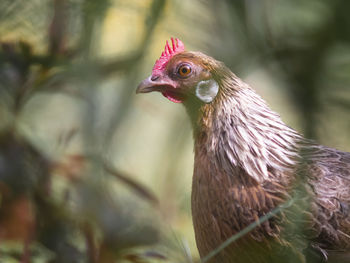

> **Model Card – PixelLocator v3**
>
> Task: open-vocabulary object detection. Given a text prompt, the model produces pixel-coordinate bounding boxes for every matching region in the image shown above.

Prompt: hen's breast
[192,141,350,262]
[191,150,302,263]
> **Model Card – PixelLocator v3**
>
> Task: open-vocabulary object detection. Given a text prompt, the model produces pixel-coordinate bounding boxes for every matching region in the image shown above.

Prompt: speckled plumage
[187,53,350,263]
[137,46,350,263]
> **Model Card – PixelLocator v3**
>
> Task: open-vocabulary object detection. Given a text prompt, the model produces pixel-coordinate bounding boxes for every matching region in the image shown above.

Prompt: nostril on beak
[151,75,160,81]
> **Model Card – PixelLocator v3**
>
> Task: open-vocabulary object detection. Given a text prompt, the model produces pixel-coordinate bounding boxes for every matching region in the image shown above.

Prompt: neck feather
[191,74,302,183]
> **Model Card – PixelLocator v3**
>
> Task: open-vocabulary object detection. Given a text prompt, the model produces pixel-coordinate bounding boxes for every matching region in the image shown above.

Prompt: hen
[136,38,350,263]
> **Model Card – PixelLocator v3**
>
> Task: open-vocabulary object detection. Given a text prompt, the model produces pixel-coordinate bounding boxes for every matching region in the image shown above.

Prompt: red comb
[152,38,185,76]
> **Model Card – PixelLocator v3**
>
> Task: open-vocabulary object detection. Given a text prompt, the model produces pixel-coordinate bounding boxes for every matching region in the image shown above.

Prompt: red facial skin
[136,38,187,103]
[136,38,214,104]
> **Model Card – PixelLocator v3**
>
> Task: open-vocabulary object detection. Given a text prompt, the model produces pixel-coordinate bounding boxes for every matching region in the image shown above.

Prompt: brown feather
[176,52,350,262]
[138,50,350,263]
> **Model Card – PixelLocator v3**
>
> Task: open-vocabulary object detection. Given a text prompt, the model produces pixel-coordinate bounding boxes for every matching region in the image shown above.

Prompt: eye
[177,64,192,77]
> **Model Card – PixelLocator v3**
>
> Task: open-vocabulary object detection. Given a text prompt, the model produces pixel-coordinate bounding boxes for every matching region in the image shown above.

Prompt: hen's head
[137,38,227,104]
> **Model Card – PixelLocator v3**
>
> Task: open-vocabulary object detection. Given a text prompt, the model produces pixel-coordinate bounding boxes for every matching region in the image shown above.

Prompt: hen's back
[303,145,350,261]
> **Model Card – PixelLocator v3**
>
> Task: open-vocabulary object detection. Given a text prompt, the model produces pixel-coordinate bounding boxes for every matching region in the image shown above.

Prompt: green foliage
[0,0,349,262]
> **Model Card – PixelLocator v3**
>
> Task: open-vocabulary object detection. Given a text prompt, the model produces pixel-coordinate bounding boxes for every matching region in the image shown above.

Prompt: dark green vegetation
[0,0,350,262]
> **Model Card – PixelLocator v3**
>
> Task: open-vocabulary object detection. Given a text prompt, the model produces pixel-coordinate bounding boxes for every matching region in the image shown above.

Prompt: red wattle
[161,91,183,103]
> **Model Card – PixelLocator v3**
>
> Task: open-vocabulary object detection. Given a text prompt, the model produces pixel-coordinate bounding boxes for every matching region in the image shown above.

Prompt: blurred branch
[79,0,110,57]
[101,0,167,75]
[265,1,350,139]
[103,159,159,205]
[49,0,67,56]
[0,0,167,110]
[55,154,159,205]
[83,224,98,263]
[0,0,168,262]
[101,0,167,146]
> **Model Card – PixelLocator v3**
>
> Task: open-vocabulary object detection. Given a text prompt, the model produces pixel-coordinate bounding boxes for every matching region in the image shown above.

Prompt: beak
[136,75,175,94]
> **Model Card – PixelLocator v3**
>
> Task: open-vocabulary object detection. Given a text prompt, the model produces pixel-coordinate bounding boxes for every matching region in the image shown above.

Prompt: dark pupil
[181,67,188,74]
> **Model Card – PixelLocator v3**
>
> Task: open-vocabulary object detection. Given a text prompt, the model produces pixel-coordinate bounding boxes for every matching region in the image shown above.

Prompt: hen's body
[137,40,350,263]
[190,69,350,262]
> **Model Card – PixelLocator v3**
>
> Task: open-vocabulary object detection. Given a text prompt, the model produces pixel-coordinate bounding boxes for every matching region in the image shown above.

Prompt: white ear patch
[195,79,219,103]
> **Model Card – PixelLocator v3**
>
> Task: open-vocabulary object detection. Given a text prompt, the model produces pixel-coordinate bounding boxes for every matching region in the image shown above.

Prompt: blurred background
[0,0,350,262]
